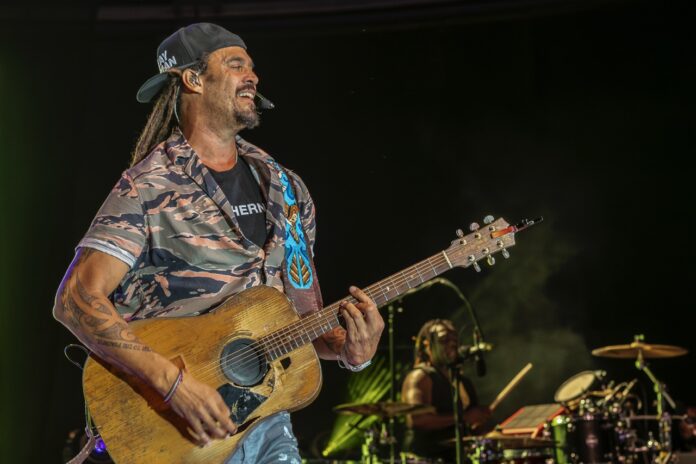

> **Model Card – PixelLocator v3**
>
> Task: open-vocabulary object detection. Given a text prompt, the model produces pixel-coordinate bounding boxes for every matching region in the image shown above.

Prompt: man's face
[199,46,260,131]
[428,324,459,366]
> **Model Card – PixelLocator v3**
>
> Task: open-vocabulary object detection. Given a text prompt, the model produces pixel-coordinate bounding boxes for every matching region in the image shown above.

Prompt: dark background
[1,0,694,462]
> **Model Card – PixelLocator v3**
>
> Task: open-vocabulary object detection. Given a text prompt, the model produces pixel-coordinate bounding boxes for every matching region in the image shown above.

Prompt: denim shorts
[225,412,301,464]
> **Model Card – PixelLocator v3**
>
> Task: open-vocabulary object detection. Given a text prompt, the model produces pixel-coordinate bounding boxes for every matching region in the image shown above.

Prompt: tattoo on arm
[322,327,346,354]
[61,250,151,353]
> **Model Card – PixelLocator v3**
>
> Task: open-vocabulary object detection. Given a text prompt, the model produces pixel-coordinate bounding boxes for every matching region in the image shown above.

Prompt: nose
[244,67,259,86]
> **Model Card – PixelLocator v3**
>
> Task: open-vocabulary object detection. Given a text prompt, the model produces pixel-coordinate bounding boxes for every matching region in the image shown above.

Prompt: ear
[180,68,203,94]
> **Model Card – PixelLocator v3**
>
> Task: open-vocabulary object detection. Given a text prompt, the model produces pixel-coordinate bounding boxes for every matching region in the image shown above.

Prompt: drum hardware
[444,432,555,464]
[334,401,436,418]
[333,402,435,464]
[590,334,688,464]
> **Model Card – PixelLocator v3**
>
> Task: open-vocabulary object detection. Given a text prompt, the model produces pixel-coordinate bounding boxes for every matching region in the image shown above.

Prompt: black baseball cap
[136,23,246,103]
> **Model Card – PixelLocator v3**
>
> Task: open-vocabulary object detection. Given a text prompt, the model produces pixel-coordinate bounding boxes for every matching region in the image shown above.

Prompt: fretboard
[261,250,454,360]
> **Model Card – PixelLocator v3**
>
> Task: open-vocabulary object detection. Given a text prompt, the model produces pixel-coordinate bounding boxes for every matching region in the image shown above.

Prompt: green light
[322,357,399,457]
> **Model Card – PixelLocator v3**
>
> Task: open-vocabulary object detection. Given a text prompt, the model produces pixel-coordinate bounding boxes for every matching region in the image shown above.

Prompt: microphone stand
[387,278,486,464]
[437,279,488,376]
[438,279,489,464]
[386,301,402,464]
[450,363,463,464]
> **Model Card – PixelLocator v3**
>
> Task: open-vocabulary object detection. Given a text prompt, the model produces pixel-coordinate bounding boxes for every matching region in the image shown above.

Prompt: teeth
[238,91,254,98]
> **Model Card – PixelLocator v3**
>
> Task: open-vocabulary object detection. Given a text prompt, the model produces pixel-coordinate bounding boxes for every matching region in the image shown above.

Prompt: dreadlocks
[130,56,210,167]
[413,319,456,366]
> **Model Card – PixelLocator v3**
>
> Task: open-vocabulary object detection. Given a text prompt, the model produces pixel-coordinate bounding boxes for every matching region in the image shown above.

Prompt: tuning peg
[483,215,494,225]
[456,229,464,238]
[472,261,482,272]
[502,249,510,259]
[487,255,495,266]
[469,222,480,232]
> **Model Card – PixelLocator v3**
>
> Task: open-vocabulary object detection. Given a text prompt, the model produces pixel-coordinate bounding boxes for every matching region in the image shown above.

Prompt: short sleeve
[77,171,147,268]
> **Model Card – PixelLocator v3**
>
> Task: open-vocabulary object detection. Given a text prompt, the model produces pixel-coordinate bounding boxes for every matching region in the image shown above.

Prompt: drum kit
[323,335,689,464]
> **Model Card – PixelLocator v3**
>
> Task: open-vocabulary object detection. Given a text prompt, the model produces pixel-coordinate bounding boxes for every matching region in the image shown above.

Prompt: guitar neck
[262,250,453,361]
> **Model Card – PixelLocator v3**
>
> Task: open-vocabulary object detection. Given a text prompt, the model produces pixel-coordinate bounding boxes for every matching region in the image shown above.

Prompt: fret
[416,266,425,284]
[442,250,453,268]
[268,345,278,360]
[311,314,321,338]
[379,284,388,307]
[258,248,461,362]
[401,270,412,289]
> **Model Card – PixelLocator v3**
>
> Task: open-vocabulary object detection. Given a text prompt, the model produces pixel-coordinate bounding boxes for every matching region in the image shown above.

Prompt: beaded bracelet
[163,368,183,403]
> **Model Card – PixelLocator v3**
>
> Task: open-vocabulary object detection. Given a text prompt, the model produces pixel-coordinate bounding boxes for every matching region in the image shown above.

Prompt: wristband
[337,347,372,372]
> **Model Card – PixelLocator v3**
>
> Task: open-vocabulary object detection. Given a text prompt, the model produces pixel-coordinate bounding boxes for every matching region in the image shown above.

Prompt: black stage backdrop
[1,0,694,461]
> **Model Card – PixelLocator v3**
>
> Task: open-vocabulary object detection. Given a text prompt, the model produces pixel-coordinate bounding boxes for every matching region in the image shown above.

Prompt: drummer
[401,319,491,461]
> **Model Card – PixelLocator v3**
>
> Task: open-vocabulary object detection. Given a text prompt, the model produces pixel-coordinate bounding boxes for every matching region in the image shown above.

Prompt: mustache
[236,84,256,93]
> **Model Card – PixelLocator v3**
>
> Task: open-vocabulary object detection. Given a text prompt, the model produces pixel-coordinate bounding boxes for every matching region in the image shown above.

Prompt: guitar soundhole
[220,338,268,387]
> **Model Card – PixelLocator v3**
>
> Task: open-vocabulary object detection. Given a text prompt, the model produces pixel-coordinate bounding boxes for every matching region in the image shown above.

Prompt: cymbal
[333,401,436,418]
[591,341,687,359]
[443,431,554,448]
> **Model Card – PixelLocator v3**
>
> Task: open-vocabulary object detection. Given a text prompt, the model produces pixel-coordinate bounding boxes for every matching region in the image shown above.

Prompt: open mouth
[237,90,256,102]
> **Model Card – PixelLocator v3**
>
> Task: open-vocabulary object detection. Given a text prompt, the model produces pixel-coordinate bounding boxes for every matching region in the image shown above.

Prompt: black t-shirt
[210,157,268,248]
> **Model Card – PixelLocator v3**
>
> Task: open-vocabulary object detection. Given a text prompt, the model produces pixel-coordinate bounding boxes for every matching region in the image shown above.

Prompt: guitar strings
[193,242,496,381]
[88,244,494,448]
[190,254,455,381]
[90,254,457,449]
[191,253,456,380]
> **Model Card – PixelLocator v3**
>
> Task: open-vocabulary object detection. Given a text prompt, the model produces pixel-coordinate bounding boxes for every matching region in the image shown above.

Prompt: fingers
[340,286,385,366]
[186,412,210,446]
[348,286,382,327]
[170,377,237,446]
[211,395,237,435]
[341,300,368,333]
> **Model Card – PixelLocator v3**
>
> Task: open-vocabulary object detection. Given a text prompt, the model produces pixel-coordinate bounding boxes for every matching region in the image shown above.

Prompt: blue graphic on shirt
[268,161,313,289]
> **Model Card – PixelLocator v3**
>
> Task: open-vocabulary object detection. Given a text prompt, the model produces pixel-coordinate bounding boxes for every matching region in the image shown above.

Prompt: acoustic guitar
[82,217,538,463]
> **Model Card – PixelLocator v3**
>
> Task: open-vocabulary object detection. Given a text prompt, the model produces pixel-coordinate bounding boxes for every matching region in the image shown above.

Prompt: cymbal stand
[360,426,379,464]
[635,347,676,463]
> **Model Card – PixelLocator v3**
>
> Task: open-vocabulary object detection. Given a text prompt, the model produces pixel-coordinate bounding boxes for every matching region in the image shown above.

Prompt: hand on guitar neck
[53,248,237,446]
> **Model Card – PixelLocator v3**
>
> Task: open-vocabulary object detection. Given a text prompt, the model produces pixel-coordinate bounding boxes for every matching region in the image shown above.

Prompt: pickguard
[217,383,268,424]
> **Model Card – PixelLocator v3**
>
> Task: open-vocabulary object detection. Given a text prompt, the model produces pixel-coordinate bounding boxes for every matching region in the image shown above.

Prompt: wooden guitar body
[82,285,322,463]
[80,216,529,463]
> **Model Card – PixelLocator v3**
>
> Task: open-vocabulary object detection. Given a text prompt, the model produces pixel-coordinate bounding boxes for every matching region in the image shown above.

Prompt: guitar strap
[264,159,324,315]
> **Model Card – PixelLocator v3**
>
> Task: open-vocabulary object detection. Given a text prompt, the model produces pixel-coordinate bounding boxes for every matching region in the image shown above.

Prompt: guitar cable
[64,343,90,371]
[63,344,104,463]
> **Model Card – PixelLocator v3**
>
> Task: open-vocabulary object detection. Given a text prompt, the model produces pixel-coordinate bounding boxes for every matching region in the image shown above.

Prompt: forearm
[313,327,346,360]
[409,412,455,430]
[54,272,178,396]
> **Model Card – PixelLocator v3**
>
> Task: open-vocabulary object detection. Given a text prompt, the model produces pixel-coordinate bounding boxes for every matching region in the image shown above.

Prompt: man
[53,23,384,463]
[401,319,490,462]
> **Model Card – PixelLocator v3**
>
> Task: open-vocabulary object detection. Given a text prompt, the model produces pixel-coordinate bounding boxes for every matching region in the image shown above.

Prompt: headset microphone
[255,91,275,111]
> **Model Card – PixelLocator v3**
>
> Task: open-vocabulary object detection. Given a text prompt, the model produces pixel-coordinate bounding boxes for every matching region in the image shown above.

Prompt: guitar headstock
[445,216,517,272]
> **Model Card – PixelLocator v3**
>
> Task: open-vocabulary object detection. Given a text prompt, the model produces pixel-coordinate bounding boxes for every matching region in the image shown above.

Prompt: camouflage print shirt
[78,128,319,321]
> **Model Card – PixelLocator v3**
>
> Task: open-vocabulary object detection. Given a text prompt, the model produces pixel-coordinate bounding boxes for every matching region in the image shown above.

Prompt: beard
[234,105,260,129]
[205,93,260,132]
